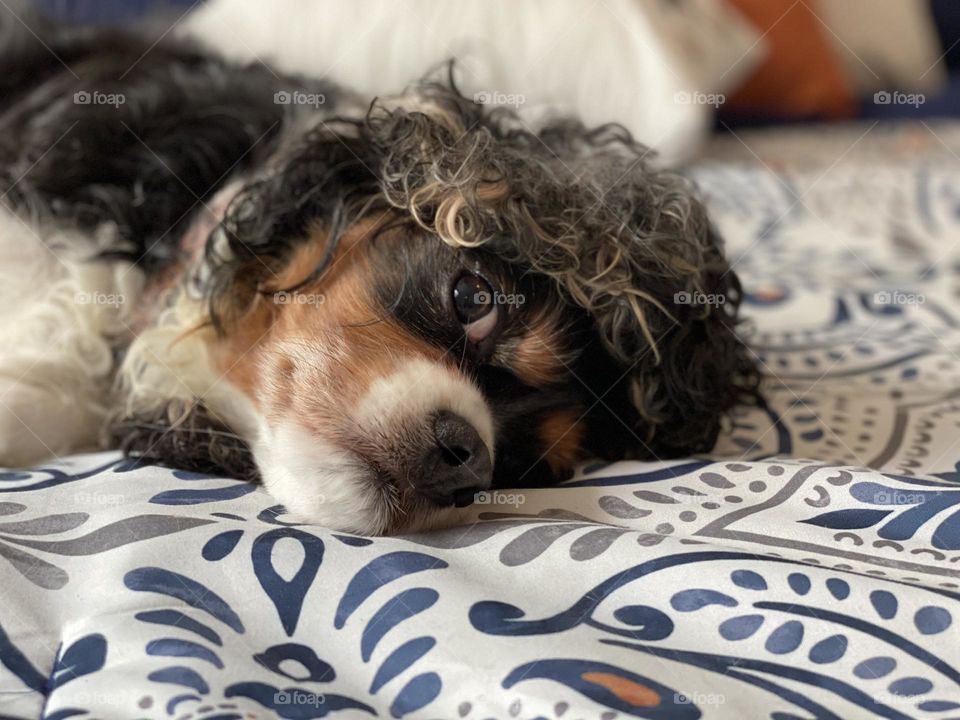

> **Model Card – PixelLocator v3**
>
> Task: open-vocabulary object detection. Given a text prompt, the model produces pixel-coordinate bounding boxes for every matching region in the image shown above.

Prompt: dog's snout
[416,411,492,506]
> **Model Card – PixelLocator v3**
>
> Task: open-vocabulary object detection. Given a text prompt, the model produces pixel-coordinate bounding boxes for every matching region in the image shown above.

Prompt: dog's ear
[513,122,758,458]
[204,123,381,332]
[547,136,757,457]
[621,224,757,456]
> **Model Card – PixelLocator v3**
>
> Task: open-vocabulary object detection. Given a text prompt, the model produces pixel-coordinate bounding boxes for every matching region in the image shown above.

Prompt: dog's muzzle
[414,411,492,507]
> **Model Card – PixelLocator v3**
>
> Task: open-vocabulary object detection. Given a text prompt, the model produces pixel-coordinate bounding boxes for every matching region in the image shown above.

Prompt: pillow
[723,0,856,120]
[635,0,763,96]
[183,0,764,164]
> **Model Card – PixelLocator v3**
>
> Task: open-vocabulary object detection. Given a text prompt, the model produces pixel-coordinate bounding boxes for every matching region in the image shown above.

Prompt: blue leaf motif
[801,508,892,529]
[826,578,850,601]
[669,589,738,612]
[202,530,244,561]
[889,677,932,696]
[915,606,952,635]
[808,634,848,664]
[765,621,804,654]
[125,567,244,633]
[854,657,896,679]
[335,552,447,629]
[146,638,223,669]
[252,528,324,636]
[719,614,765,641]
[788,573,811,595]
[370,637,435,694]
[150,482,257,505]
[361,589,438,662]
[731,570,767,590]
[49,633,106,691]
[389,672,442,718]
[147,665,209,694]
[0,621,45,690]
[135,610,222,646]
[869,590,898,620]
[932,507,960,550]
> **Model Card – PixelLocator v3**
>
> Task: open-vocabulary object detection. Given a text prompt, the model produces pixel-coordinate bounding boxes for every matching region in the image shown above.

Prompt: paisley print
[3,124,960,718]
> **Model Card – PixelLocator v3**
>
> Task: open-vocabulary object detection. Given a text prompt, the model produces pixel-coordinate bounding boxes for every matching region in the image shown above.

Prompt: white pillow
[182,0,763,164]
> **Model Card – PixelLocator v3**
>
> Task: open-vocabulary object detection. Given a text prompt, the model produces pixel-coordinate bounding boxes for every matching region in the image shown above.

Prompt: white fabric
[182,0,764,164]
[2,121,960,719]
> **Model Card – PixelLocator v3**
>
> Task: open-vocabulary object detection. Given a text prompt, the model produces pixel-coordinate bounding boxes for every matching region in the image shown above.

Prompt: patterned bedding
[2,122,960,720]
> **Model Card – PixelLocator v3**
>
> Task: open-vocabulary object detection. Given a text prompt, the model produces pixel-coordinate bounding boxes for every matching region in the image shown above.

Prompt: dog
[0,10,757,535]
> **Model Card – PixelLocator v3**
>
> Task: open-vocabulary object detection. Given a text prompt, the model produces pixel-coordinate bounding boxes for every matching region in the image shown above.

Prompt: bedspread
[1,122,959,720]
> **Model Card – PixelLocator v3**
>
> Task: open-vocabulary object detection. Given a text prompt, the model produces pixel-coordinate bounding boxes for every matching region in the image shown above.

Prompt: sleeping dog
[0,11,757,534]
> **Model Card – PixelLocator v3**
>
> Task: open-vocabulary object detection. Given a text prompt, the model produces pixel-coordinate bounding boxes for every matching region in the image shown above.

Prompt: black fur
[0,5,334,270]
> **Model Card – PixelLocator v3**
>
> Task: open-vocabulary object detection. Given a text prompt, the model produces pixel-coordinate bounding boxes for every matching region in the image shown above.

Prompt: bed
[1,121,958,720]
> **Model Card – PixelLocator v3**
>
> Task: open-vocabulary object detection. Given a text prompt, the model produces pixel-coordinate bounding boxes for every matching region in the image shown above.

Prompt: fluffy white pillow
[182,0,762,164]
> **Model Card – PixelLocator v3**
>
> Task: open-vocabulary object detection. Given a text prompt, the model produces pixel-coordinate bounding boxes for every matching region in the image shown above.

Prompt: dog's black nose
[416,412,492,506]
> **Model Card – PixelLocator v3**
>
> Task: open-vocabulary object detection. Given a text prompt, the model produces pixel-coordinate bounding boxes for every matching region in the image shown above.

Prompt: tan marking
[209,218,442,419]
[510,321,567,387]
[539,408,584,476]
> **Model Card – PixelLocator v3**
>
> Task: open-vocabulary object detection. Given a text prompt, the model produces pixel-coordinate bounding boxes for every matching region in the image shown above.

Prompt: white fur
[116,293,259,441]
[0,201,259,469]
[252,358,494,532]
[254,419,386,534]
[0,209,143,466]
[354,358,495,460]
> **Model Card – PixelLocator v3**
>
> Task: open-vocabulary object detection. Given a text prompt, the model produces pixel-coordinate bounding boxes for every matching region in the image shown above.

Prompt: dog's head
[117,81,756,535]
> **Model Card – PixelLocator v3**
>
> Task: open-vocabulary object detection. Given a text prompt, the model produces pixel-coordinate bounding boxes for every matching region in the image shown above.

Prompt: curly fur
[207,75,758,457]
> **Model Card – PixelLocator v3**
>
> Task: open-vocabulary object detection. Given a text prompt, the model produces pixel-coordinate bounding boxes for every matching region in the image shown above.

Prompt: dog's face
[212,215,633,534]
[113,83,754,535]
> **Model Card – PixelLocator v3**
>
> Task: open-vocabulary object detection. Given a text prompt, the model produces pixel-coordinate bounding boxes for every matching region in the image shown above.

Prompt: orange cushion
[723,0,856,120]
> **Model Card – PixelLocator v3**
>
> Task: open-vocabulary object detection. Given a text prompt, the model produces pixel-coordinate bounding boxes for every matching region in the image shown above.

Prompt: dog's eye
[452,272,499,343]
